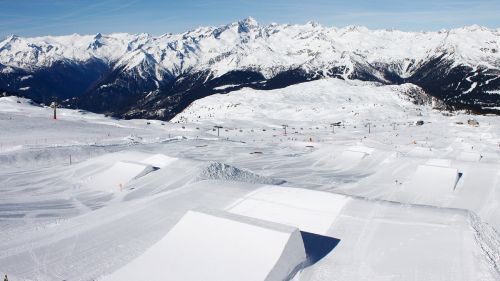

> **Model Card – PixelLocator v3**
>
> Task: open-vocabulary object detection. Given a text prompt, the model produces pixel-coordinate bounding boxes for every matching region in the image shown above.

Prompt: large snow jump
[87,161,154,191]
[140,154,178,168]
[457,151,482,162]
[103,209,307,281]
[228,186,350,235]
[413,164,459,191]
[333,146,373,170]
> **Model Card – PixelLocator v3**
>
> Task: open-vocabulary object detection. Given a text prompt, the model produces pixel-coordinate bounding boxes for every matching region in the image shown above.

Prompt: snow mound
[306,145,374,170]
[407,147,434,157]
[103,209,306,281]
[426,158,452,167]
[228,186,350,235]
[348,145,375,155]
[335,150,368,170]
[198,162,285,185]
[140,154,177,168]
[86,161,154,192]
[405,164,460,200]
[457,151,482,162]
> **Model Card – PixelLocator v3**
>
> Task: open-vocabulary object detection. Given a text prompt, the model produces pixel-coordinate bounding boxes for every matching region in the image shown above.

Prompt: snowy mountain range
[1,17,499,119]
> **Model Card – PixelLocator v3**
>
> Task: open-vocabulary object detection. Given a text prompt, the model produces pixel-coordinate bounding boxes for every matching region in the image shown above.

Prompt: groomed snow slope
[172,79,426,124]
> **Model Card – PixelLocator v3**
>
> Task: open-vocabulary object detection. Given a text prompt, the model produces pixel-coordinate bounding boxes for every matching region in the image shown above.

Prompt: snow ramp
[457,151,482,162]
[335,149,369,169]
[103,209,306,281]
[407,146,434,158]
[401,164,460,204]
[334,146,373,170]
[426,158,452,167]
[228,186,350,235]
[87,161,154,192]
[140,154,177,168]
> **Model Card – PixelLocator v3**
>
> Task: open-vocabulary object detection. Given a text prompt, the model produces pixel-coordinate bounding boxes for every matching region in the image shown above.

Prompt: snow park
[0,2,500,281]
[1,76,499,280]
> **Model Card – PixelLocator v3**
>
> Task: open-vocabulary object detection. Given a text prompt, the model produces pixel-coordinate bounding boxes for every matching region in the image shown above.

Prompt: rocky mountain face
[1,18,499,119]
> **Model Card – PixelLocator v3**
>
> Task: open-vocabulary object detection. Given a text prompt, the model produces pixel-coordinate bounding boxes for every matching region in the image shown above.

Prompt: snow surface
[139,154,177,168]
[0,78,499,280]
[103,209,306,281]
[172,79,427,123]
[84,161,153,192]
[227,186,350,235]
[457,151,482,162]
[402,164,460,202]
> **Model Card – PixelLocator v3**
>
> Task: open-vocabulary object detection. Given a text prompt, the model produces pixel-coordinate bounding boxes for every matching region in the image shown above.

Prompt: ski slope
[0,78,499,281]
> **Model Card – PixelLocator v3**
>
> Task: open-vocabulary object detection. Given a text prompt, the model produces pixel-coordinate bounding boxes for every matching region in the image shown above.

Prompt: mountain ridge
[1,17,499,119]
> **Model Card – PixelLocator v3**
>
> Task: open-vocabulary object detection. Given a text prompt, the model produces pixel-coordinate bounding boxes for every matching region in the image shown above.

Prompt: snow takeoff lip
[102,209,308,281]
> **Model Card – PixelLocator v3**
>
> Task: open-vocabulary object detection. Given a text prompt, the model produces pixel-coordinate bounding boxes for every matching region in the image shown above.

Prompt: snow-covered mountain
[1,17,499,119]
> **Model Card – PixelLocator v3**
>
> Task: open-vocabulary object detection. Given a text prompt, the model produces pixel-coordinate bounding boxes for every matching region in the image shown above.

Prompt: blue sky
[1,0,499,38]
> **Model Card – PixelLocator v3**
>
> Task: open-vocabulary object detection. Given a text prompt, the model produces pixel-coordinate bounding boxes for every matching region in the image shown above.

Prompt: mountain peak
[461,24,489,32]
[6,34,20,42]
[240,16,258,26]
[237,17,259,32]
[341,25,369,33]
[306,21,321,28]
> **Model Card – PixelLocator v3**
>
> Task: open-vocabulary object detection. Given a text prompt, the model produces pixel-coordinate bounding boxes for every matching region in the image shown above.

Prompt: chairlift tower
[282,124,288,136]
[52,98,58,120]
[330,123,336,133]
[214,125,223,137]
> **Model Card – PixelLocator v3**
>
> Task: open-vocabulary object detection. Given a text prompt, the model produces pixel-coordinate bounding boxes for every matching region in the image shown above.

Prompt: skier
[4,274,8,281]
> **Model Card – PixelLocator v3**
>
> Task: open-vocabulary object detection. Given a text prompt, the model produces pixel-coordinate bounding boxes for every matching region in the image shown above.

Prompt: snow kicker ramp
[140,154,177,168]
[228,186,350,235]
[400,164,459,204]
[87,161,154,191]
[412,164,459,191]
[457,151,482,162]
[426,158,452,167]
[103,209,306,281]
[333,146,373,170]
